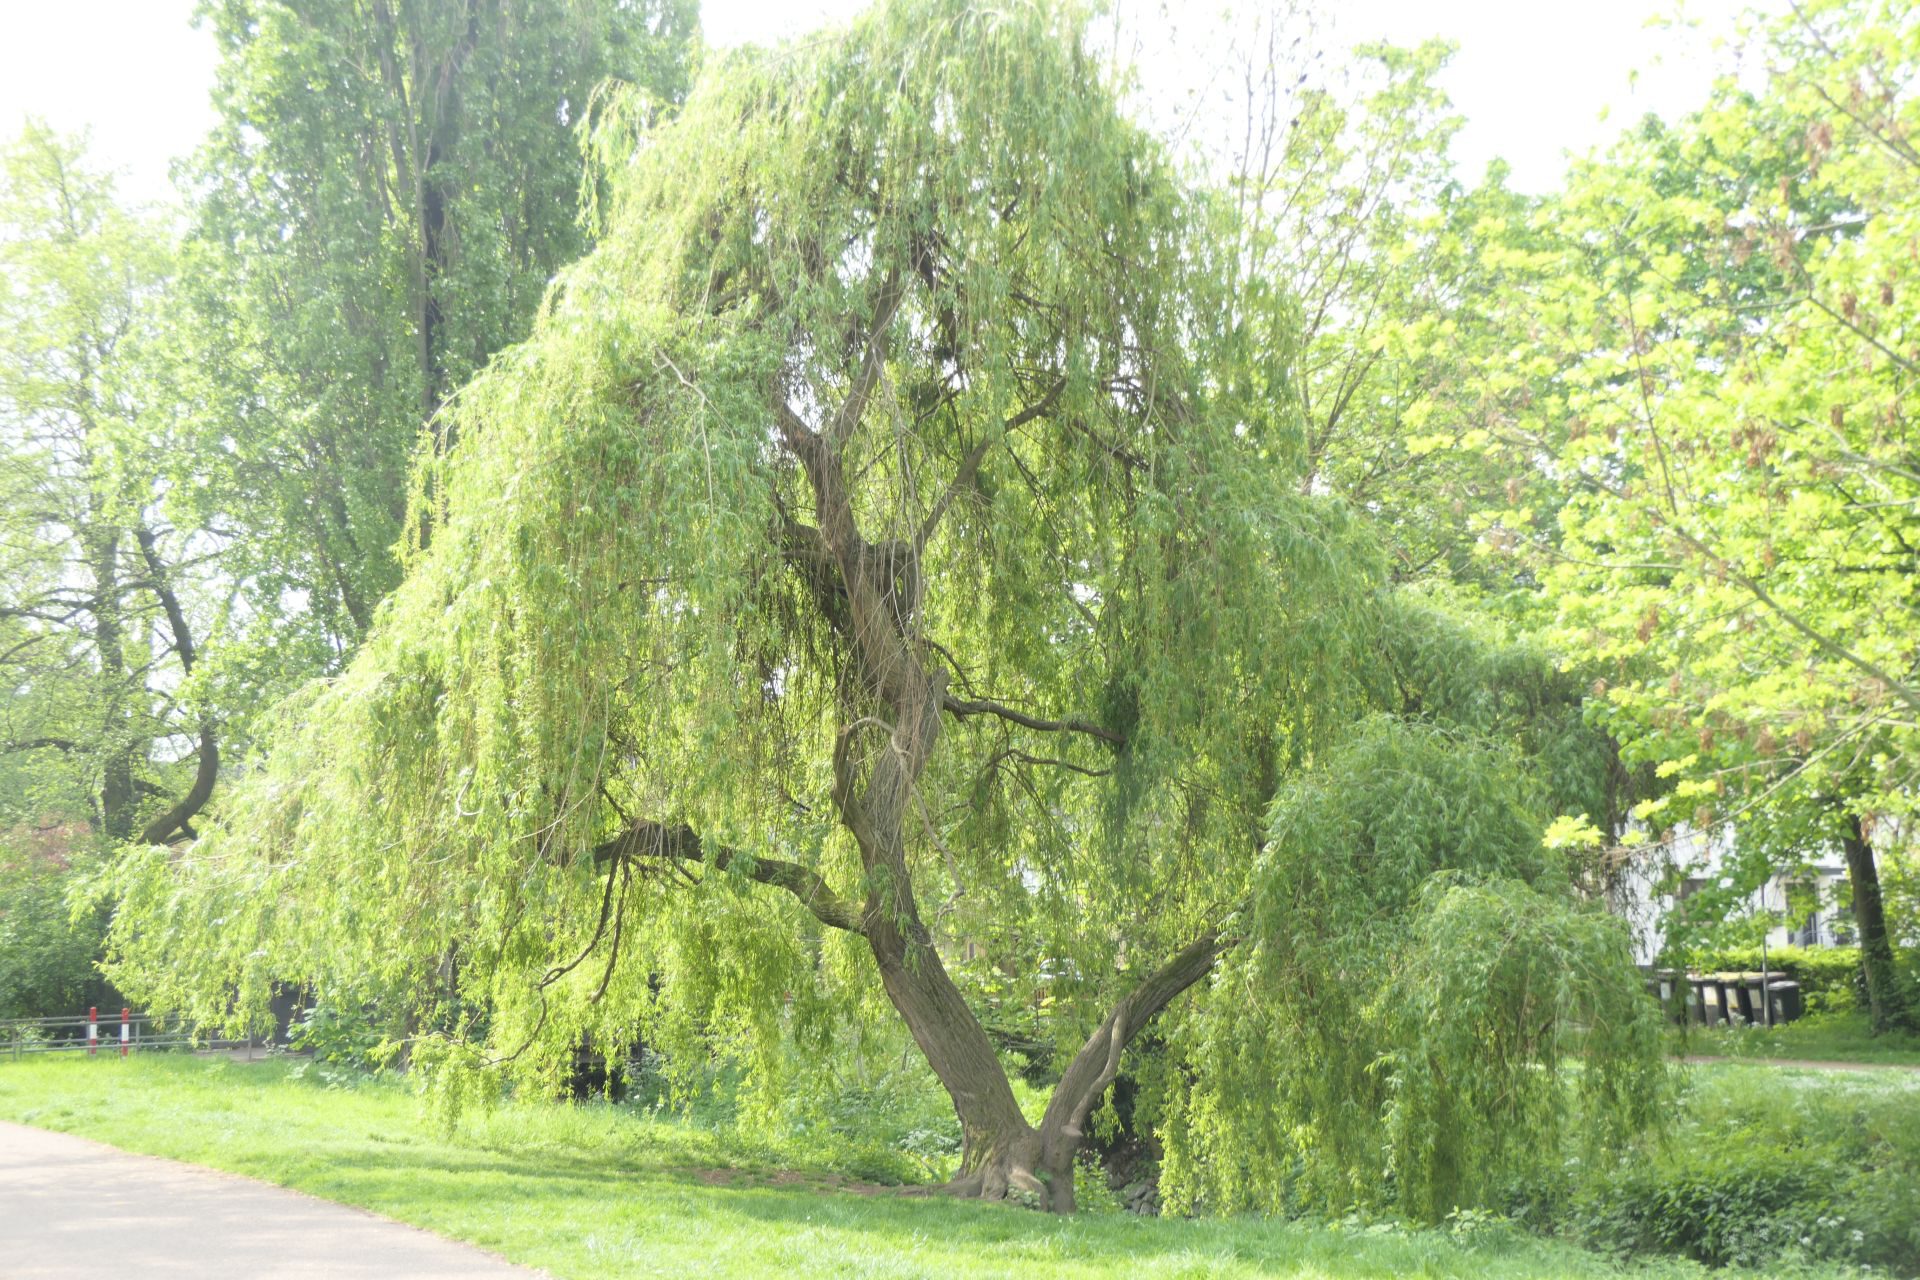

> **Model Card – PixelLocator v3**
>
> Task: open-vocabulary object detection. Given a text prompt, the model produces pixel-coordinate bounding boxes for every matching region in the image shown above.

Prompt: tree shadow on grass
[293,1142,1534,1280]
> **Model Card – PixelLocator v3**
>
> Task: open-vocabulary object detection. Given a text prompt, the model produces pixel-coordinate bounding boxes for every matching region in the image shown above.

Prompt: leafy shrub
[897,1124,962,1179]
[0,836,106,1019]
[287,999,391,1073]
[1575,1146,1836,1268]
[1560,1067,1920,1275]
[1680,1008,1920,1066]
[1074,1152,1125,1214]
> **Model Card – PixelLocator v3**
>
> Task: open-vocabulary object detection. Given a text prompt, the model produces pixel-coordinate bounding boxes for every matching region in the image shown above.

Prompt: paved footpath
[0,1121,543,1278]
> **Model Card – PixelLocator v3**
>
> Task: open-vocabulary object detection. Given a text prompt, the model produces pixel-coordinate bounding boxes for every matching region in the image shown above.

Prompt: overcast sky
[0,0,1761,205]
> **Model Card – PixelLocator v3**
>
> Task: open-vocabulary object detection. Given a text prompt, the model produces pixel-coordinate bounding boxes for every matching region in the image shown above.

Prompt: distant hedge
[1687,945,1867,1013]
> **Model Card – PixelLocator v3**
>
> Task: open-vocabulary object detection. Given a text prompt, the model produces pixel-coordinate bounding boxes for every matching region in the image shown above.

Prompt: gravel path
[0,1120,543,1278]
[1679,1054,1920,1072]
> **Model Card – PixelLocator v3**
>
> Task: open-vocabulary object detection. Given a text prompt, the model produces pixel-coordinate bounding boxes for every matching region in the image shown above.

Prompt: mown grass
[0,1054,1867,1280]
[1671,1010,1920,1067]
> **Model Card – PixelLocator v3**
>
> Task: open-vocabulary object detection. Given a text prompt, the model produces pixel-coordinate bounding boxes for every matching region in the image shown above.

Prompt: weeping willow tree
[109,0,1660,1213]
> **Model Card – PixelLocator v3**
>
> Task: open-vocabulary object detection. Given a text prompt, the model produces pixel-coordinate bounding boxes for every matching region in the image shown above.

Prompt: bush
[1576,1146,1836,1269]
[1558,1067,1920,1275]
[0,837,106,1019]
[286,999,392,1073]
[1679,1009,1920,1066]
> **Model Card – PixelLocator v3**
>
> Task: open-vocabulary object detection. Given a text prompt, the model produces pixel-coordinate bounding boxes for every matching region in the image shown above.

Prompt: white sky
[0,0,1761,205]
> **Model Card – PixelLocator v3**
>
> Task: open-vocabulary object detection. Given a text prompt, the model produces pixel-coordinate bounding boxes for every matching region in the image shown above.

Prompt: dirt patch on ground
[674,1166,932,1197]
[1680,1054,1920,1072]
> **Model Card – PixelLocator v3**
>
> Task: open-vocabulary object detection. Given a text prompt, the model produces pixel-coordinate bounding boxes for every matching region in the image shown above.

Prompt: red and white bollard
[121,1007,130,1058]
[87,1006,98,1056]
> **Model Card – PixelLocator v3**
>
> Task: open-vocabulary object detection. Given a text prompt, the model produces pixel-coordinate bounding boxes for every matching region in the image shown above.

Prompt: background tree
[110,0,1662,1214]
[1214,29,1654,883]
[1455,0,1919,1030]
[0,824,107,1020]
[1194,28,1564,598]
[0,124,216,852]
[173,0,698,661]
[0,125,216,1015]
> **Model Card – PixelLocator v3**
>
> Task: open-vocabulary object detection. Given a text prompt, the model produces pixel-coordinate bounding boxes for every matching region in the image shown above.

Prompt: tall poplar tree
[177,0,697,649]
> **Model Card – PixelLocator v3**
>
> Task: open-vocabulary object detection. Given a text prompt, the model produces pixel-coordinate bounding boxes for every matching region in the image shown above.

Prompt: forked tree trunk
[825,588,1224,1210]
[613,794,1227,1212]
[854,843,1225,1211]
[770,290,1228,1211]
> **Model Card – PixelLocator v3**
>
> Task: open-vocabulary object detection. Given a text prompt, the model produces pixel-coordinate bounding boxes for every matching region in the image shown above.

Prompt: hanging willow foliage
[1159,716,1669,1219]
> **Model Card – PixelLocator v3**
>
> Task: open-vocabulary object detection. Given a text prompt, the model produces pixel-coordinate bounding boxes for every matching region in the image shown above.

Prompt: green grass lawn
[0,1054,1863,1280]
[1671,1010,1920,1067]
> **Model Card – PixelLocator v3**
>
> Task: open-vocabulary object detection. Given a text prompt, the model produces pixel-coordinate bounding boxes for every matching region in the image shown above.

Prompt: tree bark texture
[1841,813,1914,1034]
[748,300,1227,1209]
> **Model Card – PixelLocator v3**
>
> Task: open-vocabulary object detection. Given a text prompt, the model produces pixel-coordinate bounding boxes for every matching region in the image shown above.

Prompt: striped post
[120,1008,130,1057]
[87,1007,98,1056]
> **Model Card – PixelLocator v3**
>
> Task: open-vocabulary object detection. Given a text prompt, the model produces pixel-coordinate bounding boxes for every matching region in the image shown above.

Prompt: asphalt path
[0,1121,543,1278]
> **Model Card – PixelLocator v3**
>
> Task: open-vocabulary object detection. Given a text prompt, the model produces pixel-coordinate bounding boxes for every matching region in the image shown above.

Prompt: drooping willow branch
[541,846,626,989]
[915,377,1066,553]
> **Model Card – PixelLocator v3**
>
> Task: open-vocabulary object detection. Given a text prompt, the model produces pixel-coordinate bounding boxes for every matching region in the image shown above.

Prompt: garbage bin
[1765,980,1803,1024]
[1732,973,1765,1026]
[1699,976,1728,1027]
[1652,969,1685,1024]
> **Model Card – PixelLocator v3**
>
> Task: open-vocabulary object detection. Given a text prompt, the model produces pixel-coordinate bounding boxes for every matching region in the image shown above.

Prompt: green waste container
[1765,980,1803,1024]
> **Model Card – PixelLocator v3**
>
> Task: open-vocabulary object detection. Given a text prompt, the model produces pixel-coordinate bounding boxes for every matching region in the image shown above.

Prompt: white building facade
[1612,824,1852,965]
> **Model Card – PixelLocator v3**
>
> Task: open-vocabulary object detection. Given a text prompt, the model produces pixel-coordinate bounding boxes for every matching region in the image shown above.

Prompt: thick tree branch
[134,526,197,672]
[134,526,219,846]
[1041,928,1229,1146]
[827,265,906,446]
[941,693,1125,747]
[5,736,80,753]
[592,819,865,934]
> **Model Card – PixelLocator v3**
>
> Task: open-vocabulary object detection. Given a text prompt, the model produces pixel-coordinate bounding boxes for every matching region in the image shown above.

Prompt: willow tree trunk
[865,911,1050,1200]
[775,273,1232,1211]
[1841,814,1913,1034]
